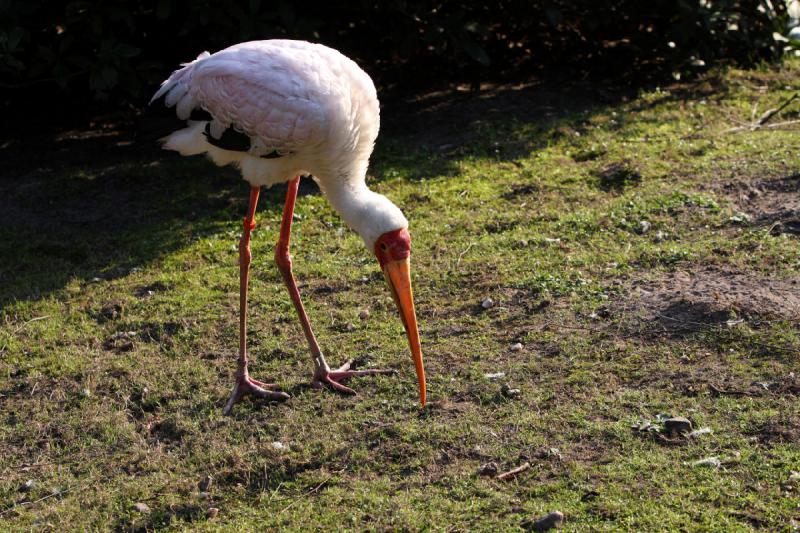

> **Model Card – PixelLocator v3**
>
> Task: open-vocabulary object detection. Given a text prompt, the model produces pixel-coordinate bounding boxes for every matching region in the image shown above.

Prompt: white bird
[151,40,426,414]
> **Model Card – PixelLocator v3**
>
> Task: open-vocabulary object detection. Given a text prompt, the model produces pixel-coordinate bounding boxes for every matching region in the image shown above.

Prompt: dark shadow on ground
[0,130,311,306]
[0,76,716,306]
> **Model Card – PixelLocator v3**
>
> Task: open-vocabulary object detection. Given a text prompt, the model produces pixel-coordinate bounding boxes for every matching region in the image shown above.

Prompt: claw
[311,360,397,395]
[223,375,290,415]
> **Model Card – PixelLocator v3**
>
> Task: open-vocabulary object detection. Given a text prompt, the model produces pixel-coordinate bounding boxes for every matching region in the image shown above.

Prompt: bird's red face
[374,228,426,406]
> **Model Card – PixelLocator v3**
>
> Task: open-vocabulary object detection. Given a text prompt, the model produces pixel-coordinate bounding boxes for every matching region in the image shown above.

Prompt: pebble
[638,220,651,234]
[664,417,693,436]
[270,441,287,451]
[481,298,494,309]
[501,384,521,398]
[526,511,565,531]
[358,309,370,320]
[20,479,35,492]
[510,342,523,352]
[477,462,499,476]
[206,507,220,519]
[485,372,506,380]
[133,502,151,514]
[654,230,668,242]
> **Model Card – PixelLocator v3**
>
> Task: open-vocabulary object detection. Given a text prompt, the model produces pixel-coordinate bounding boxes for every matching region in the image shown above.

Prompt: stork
[151,40,426,414]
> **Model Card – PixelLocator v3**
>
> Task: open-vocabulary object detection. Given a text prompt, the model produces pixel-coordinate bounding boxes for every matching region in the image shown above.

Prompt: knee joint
[274,242,291,270]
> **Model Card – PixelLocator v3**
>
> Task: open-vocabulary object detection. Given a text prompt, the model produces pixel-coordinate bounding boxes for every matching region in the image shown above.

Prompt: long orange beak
[382,257,426,406]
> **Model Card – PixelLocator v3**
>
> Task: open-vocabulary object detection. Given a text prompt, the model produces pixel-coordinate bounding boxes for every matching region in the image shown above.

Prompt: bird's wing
[152,42,327,155]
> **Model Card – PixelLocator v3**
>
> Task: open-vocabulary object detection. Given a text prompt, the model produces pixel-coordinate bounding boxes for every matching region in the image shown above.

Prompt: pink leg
[223,186,290,415]
[274,176,396,395]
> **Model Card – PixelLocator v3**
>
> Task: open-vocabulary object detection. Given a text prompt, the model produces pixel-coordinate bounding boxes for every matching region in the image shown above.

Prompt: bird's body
[153,39,405,247]
[152,40,425,412]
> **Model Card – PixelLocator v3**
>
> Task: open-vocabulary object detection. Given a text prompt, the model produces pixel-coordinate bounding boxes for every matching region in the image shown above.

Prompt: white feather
[165,83,187,107]
[175,93,197,120]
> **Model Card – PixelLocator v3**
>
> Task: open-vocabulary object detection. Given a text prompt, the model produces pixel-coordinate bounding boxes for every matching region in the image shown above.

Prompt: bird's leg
[223,186,290,415]
[275,176,396,395]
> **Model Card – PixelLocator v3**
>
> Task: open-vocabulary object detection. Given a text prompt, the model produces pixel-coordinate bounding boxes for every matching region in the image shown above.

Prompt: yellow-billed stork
[151,40,426,414]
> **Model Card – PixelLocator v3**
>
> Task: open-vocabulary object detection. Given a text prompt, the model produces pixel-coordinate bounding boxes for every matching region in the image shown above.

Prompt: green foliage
[0,0,793,104]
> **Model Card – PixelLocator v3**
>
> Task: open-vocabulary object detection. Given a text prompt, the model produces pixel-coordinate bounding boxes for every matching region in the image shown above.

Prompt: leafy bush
[0,0,792,107]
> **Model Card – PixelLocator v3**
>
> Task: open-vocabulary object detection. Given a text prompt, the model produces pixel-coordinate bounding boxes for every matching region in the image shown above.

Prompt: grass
[1,61,799,531]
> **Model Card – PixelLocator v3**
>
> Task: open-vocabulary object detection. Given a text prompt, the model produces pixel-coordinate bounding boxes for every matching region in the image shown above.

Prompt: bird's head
[325,186,426,405]
[373,227,426,406]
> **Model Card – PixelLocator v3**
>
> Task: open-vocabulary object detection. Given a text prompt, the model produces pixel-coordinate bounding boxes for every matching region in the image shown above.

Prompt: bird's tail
[149,51,210,115]
[138,51,211,144]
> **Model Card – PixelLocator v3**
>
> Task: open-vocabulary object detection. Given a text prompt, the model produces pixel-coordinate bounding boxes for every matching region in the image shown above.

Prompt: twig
[12,316,51,335]
[496,461,530,481]
[456,243,475,270]
[756,92,798,126]
[708,383,759,397]
[0,487,72,517]
[278,470,342,514]
[759,119,800,129]
[725,92,799,132]
[3,461,56,471]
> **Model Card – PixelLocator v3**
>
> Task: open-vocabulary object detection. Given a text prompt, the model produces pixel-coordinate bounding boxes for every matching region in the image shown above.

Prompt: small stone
[198,474,213,492]
[638,220,651,234]
[510,342,523,352]
[206,507,220,519]
[133,502,151,514]
[81,388,91,398]
[481,298,494,309]
[358,309,370,320]
[484,372,506,380]
[664,417,693,437]
[654,230,668,242]
[501,384,521,398]
[270,441,286,451]
[525,510,565,531]
[477,462,499,476]
[20,479,35,492]
[344,322,356,332]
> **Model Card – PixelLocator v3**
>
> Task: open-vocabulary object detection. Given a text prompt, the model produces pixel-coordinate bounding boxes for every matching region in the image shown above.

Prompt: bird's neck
[320,177,408,249]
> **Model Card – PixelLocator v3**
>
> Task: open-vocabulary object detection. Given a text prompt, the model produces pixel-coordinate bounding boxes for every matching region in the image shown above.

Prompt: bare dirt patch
[617,266,800,336]
[721,173,800,236]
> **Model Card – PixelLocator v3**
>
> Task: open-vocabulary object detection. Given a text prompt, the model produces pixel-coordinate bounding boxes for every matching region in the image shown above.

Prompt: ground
[1,60,799,531]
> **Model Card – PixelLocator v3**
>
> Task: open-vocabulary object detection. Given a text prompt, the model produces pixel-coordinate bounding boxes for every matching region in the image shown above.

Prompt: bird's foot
[310,360,397,395]
[222,374,290,415]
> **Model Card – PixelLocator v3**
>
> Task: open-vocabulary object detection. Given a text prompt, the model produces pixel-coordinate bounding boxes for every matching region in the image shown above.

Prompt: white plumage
[152,39,405,248]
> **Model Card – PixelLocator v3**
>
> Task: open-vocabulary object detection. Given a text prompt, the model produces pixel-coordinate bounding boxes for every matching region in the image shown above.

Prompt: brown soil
[617,266,800,335]
[721,173,800,236]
